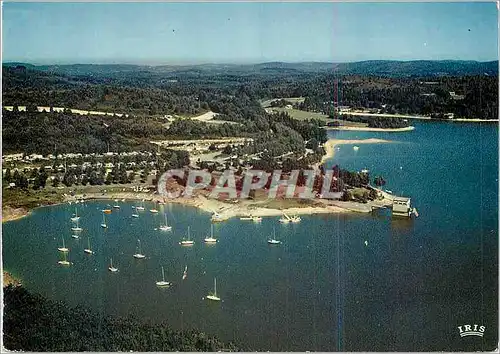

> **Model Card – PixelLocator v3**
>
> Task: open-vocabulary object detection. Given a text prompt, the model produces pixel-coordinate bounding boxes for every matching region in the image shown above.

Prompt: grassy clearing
[2,188,65,210]
[260,97,306,108]
[266,107,329,121]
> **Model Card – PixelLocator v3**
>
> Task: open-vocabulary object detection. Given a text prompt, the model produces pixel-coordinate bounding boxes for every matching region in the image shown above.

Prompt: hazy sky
[2,2,498,64]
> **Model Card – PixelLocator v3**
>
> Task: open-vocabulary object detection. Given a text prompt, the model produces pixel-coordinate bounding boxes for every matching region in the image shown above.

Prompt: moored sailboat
[159,212,172,231]
[70,207,80,222]
[206,277,221,301]
[108,258,118,272]
[58,252,71,266]
[57,236,69,252]
[156,266,171,287]
[133,239,146,259]
[204,224,217,243]
[268,228,282,245]
[84,237,94,254]
[101,213,108,228]
[179,226,194,246]
[71,219,83,232]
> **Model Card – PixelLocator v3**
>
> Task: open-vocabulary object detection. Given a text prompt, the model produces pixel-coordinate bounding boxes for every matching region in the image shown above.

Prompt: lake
[2,121,498,351]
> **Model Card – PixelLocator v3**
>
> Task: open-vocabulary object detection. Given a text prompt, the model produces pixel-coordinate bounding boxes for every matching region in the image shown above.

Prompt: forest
[3,62,498,121]
[339,115,410,128]
[3,285,242,351]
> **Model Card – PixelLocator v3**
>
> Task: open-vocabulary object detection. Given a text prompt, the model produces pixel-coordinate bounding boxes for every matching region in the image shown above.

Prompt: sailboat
[70,207,80,222]
[71,234,79,239]
[132,213,139,218]
[108,258,118,272]
[71,219,83,232]
[84,237,94,254]
[206,278,221,301]
[268,228,282,245]
[156,266,171,287]
[101,213,108,228]
[182,265,188,280]
[150,203,159,213]
[57,236,69,252]
[179,226,194,246]
[133,239,146,259]
[204,224,217,243]
[136,200,145,211]
[159,212,172,231]
[58,252,71,266]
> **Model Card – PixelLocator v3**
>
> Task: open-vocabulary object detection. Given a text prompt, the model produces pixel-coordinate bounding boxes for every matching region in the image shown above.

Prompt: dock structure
[392,196,412,217]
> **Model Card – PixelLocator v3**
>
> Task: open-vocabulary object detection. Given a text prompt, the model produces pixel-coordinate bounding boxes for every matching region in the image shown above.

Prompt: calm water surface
[3,121,498,351]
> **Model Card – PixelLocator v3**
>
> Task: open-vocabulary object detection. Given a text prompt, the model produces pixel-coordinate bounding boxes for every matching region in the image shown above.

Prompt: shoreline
[3,271,21,287]
[2,188,393,224]
[325,125,415,132]
[321,138,392,164]
[342,112,499,122]
[2,206,31,223]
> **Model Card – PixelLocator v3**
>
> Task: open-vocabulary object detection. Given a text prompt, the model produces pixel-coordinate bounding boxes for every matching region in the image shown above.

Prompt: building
[449,92,465,100]
[392,197,411,217]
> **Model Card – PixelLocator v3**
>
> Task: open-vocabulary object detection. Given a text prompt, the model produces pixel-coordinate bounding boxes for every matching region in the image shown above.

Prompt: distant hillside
[4,60,498,78]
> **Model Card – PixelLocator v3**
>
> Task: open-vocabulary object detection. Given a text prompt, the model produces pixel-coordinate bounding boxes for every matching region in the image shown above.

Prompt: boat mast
[214,278,217,296]
[162,266,165,282]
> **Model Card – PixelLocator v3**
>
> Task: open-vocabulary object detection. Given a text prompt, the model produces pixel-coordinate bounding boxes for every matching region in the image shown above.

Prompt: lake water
[3,121,498,351]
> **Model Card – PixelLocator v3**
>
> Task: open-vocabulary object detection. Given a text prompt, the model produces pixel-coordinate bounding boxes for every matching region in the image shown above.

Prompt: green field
[266,107,330,121]
[260,97,306,108]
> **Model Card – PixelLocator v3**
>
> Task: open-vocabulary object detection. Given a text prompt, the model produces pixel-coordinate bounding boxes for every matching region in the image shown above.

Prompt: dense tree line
[290,75,498,120]
[3,285,242,351]
[2,109,168,155]
[340,115,410,128]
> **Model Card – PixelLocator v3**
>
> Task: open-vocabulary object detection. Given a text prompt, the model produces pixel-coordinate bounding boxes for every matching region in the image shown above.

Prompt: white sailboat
[71,219,83,232]
[108,258,118,272]
[179,226,194,246]
[71,234,79,239]
[70,207,80,222]
[133,239,146,259]
[136,200,145,211]
[159,212,172,231]
[58,252,71,266]
[204,224,217,243]
[84,237,94,254]
[132,213,139,218]
[101,213,108,228]
[182,265,188,280]
[268,228,282,244]
[57,236,69,252]
[156,266,171,287]
[206,277,221,301]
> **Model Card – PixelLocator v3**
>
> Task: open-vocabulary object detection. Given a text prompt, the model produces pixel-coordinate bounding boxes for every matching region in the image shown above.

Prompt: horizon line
[3,58,499,67]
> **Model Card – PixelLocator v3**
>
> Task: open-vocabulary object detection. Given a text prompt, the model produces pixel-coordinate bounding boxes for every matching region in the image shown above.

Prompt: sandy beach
[326,126,415,132]
[2,206,31,223]
[320,138,392,164]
